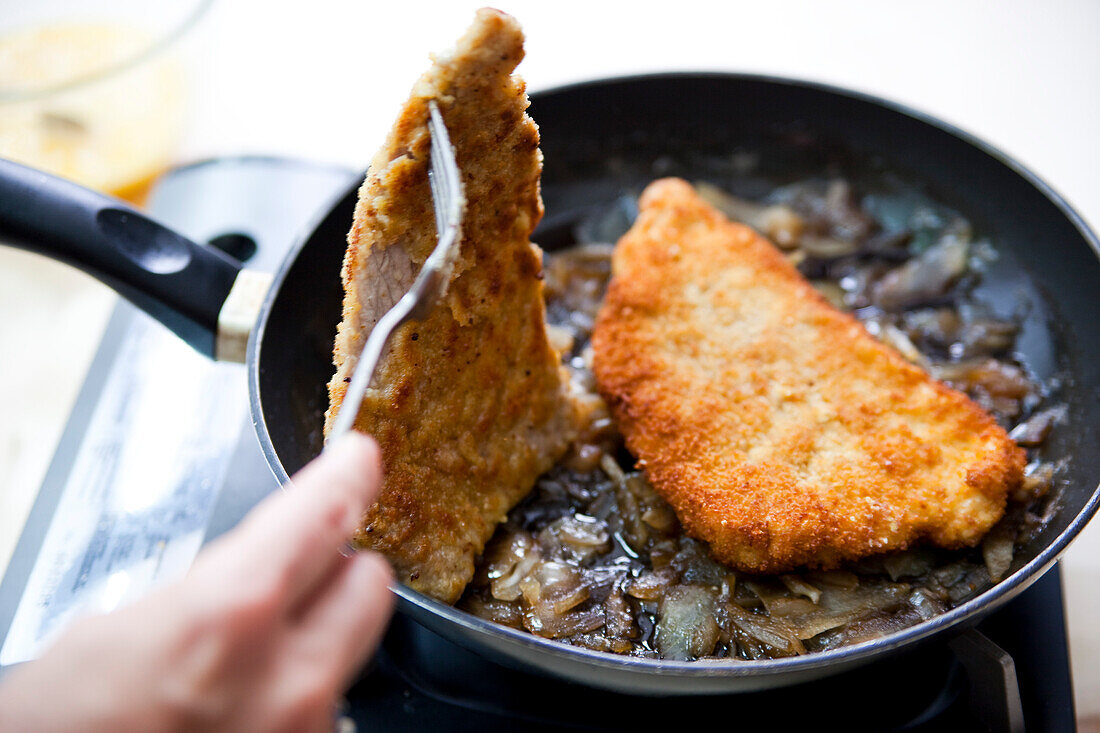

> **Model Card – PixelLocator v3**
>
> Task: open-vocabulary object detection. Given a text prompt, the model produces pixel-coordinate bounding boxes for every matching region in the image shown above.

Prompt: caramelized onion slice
[882,549,935,581]
[748,579,911,640]
[1009,406,1066,447]
[722,602,806,656]
[1016,461,1056,503]
[780,575,822,604]
[625,566,679,601]
[524,605,605,639]
[484,530,541,602]
[872,235,968,311]
[806,569,860,591]
[656,586,720,660]
[981,522,1016,582]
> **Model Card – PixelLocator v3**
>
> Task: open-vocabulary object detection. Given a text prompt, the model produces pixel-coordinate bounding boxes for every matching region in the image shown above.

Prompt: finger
[292,550,395,690]
[213,433,384,609]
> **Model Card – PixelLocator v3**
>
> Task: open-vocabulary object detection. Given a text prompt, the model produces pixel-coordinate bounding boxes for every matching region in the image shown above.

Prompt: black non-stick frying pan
[2,74,1098,695]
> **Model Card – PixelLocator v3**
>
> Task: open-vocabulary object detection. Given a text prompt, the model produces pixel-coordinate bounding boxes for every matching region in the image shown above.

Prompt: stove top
[0,157,1077,731]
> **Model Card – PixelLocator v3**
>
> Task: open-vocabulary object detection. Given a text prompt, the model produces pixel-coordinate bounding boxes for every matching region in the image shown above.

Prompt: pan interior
[530,75,1100,582]
[254,74,1100,683]
[255,182,356,480]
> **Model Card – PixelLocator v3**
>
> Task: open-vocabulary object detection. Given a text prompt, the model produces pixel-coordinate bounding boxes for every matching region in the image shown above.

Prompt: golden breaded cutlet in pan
[592,178,1026,574]
[325,9,576,603]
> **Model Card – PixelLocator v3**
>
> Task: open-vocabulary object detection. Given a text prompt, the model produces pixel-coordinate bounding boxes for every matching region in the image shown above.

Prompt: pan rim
[248,70,1100,683]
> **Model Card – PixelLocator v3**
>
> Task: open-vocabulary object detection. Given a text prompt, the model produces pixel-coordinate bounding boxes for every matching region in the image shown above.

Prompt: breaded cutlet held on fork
[325,9,576,603]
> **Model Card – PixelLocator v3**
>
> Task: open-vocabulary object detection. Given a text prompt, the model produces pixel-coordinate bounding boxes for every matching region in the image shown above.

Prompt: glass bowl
[0,0,213,203]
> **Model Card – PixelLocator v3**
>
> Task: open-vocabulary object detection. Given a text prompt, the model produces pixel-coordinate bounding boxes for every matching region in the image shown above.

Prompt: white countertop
[1,0,1098,723]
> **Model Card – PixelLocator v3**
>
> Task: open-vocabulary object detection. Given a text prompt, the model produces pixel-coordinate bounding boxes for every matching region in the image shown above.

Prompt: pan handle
[0,157,243,359]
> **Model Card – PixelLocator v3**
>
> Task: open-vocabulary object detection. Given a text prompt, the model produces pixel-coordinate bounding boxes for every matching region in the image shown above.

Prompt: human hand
[0,433,394,733]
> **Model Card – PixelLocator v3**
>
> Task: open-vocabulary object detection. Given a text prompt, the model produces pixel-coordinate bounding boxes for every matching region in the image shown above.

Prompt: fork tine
[428,101,452,231]
[428,100,462,229]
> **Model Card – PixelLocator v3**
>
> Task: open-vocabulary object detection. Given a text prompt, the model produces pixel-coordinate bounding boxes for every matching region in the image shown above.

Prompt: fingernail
[324,432,359,455]
[327,431,375,457]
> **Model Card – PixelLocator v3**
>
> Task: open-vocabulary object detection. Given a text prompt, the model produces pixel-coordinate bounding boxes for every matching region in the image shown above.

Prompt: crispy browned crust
[591,178,1026,573]
[325,9,575,603]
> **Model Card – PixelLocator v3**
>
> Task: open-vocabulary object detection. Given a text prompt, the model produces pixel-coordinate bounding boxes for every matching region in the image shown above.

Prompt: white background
[1,0,1098,723]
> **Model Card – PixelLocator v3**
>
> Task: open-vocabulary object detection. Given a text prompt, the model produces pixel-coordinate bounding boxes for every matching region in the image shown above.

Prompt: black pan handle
[0,157,242,358]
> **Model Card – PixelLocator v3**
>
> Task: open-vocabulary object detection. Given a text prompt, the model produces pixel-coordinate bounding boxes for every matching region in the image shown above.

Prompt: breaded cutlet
[591,178,1025,573]
[325,9,576,603]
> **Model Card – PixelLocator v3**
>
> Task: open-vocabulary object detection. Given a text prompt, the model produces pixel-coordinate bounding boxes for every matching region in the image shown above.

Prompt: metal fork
[327,100,465,443]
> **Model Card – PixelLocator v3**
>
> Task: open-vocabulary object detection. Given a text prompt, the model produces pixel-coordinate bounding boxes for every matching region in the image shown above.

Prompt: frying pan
[2,73,1098,695]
